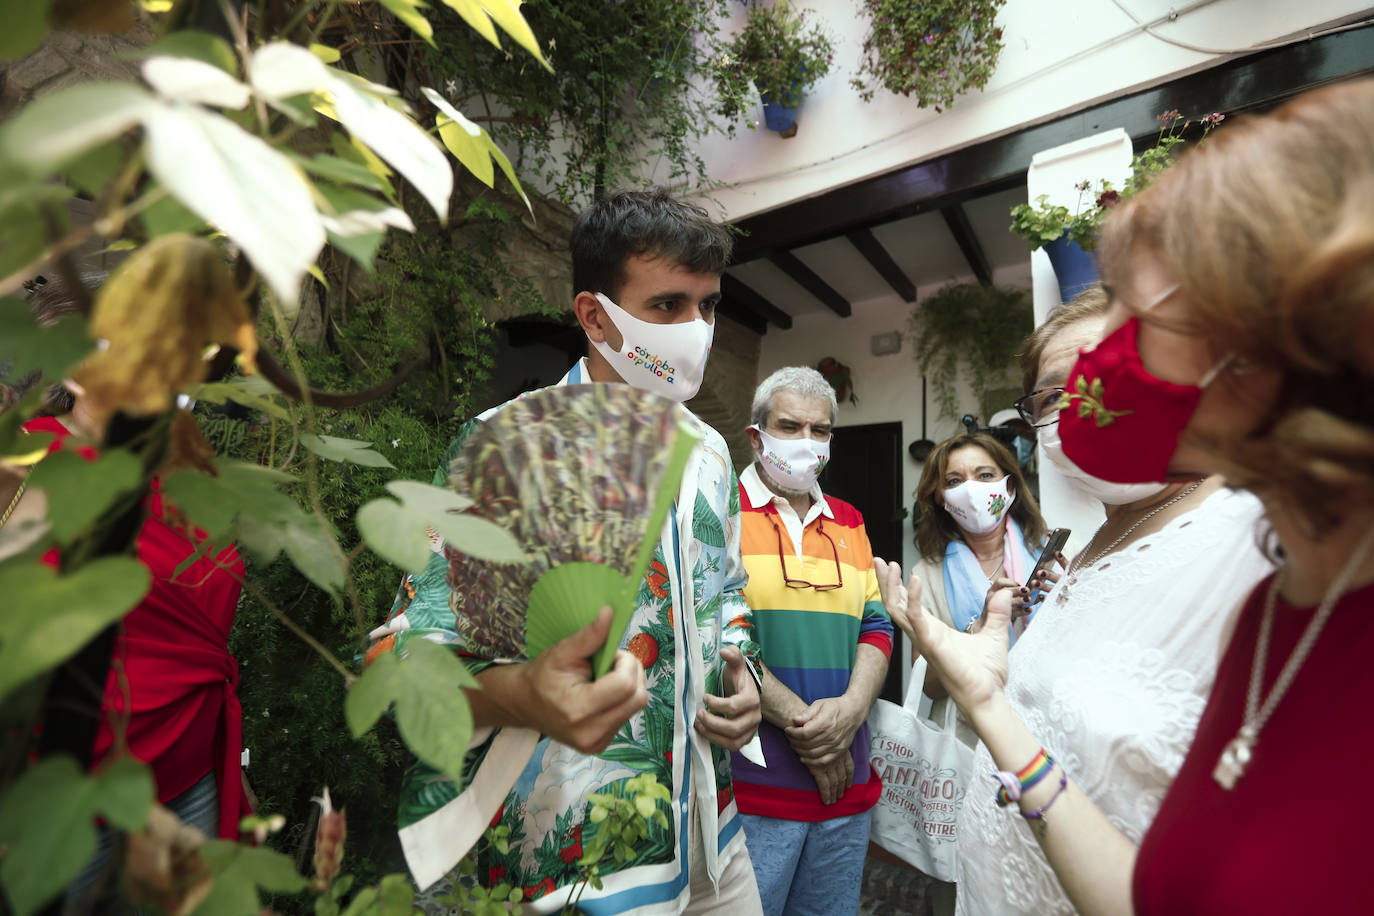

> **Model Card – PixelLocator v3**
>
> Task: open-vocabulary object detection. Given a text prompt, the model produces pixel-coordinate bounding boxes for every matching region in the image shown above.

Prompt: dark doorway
[821,421,905,704]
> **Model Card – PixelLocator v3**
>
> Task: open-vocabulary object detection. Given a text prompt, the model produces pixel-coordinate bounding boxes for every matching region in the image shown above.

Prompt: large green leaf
[65,139,128,197]
[141,57,251,108]
[356,480,523,573]
[162,464,343,594]
[300,433,396,468]
[142,101,324,305]
[0,755,154,916]
[315,185,412,271]
[0,82,156,177]
[288,152,391,195]
[0,556,150,703]
[140,190,206,238]
[192,840,310,916]
[248,43,451,219]
[377,0,434,45]
[0,0,52,61]
[24,448,142,543]
[162,461,301,543]
[424,87,530,213]
[282,521,346,595]
[192,379,290,421]
[0,296,92,383]
[438,0,551,72]
[344,638,475,783]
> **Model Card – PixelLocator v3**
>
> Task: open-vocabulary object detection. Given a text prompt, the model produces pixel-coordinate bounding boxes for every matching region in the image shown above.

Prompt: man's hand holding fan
[443,384,701,749]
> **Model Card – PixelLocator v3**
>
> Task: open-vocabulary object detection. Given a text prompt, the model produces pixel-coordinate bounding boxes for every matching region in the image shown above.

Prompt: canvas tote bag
[867,657,975,882]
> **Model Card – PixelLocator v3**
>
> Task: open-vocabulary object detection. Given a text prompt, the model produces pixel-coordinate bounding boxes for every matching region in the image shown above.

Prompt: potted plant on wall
[851,0,1007,110]
[1008,110,1226,301]
[908,282,1033,421]
[719,1,834,137]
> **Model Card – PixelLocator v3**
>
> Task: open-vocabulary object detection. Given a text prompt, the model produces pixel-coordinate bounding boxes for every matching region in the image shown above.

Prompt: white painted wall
[755,263,1034,575]
[682,0,1371,221]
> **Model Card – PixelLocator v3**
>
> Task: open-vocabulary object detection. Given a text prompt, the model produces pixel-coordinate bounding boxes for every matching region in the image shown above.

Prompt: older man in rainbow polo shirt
[732,366,893,916]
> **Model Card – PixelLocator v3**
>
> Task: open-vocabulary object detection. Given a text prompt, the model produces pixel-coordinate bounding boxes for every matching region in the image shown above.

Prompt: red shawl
[25,417,249,838]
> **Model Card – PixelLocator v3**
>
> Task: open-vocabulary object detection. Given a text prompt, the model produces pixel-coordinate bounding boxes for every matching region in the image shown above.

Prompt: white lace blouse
[954,488,1273,916]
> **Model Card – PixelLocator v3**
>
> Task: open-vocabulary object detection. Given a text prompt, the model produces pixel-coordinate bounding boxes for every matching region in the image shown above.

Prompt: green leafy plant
[719,1,834,114]
[1008,187,1107,251]
[851,0,1006,110]
[908,282,1033,420]
[427,0,751,202]
[0,0,554,911]
[1008,110,1227,250]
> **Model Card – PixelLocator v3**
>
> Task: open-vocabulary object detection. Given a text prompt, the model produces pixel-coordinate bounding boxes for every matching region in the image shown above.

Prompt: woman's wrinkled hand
[875,557,1012,719]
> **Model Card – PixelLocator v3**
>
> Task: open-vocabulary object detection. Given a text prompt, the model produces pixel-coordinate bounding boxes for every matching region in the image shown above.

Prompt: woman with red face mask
[878,77,1374,916]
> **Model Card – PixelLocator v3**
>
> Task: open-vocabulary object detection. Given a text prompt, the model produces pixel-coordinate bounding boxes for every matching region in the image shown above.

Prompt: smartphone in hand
[1027,527,1071,590]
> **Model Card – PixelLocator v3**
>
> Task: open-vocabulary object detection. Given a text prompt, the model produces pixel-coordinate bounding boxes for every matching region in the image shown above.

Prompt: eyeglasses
[768,512,843,590]
[1014,387,1067,428]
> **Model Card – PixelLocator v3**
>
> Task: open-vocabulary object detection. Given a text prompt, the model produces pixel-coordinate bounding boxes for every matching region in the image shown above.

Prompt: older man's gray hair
[750,366,839,428]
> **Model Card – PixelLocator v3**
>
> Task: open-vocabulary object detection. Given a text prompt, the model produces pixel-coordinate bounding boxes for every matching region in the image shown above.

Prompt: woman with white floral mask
[910,432,1049,646]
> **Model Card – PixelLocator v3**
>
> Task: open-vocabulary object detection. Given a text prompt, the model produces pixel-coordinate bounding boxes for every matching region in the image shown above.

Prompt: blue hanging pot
[1042,231,1100,303]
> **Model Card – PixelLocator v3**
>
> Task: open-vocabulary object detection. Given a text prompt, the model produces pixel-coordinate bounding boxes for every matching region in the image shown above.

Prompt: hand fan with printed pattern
[444,384,700,677]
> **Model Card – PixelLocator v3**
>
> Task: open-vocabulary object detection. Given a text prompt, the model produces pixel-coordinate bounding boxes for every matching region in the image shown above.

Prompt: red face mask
[1057,303,1229,484]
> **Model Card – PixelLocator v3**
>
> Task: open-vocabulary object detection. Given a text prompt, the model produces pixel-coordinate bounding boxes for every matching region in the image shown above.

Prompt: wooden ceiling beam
[768,251,851,317]
[846,228,916,302]
[939,204,993,286]
[721,274,793,330]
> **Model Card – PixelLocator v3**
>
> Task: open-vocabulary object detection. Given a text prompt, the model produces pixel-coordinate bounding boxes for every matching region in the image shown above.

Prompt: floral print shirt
[368,360,761,914]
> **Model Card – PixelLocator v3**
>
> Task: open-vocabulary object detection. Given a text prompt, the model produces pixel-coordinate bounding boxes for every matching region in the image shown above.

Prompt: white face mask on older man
[751,427,830,492]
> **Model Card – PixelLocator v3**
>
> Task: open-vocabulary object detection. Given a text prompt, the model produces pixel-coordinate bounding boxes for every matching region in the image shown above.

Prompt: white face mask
[751,426,830,492]
[1039,422,1168,506]
[943,476,1016,535]
[589,293,714,402]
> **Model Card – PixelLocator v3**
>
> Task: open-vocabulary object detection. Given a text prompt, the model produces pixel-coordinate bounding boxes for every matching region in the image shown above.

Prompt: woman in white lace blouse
[878,290,1273,916]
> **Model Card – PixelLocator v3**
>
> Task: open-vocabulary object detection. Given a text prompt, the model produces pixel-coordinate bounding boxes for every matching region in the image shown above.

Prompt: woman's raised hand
[874,558,1013,721]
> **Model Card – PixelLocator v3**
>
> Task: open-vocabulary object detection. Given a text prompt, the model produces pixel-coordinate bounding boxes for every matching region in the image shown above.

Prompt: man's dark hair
[570,188,733,301]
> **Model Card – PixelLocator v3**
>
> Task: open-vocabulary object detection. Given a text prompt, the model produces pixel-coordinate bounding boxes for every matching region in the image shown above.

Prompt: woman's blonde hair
[1097,78,1374,526]
[1019,285,1110,394]
[914,432,1048,563]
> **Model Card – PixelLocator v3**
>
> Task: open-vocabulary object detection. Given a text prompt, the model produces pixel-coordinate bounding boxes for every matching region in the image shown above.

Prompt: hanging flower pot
[721,2,833,137]
[758,75,803,133]
[852,0,1007,110]
[1042,231,1100,303]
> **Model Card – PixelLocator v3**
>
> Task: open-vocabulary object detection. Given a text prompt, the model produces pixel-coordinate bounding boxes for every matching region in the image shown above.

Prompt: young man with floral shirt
[367,189,765,915]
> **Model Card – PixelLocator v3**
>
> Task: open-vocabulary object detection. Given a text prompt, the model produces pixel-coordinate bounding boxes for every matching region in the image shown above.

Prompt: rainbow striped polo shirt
[730,464,893,821]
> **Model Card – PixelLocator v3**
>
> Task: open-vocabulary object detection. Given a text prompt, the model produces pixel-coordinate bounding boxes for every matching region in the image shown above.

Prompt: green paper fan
[444,384,701,677]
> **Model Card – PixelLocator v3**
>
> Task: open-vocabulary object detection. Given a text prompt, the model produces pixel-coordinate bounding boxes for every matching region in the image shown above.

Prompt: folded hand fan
[444,383,701,677]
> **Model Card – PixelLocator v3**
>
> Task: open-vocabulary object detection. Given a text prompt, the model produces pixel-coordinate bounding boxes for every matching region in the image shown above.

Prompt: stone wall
[688,314,761,473]
[0,25,153,121]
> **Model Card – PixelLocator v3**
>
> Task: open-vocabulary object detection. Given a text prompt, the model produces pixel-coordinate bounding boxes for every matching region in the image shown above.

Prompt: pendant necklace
[981,549,1006,583]
[1213,526,1374,790]
[1057,480,1204,605]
